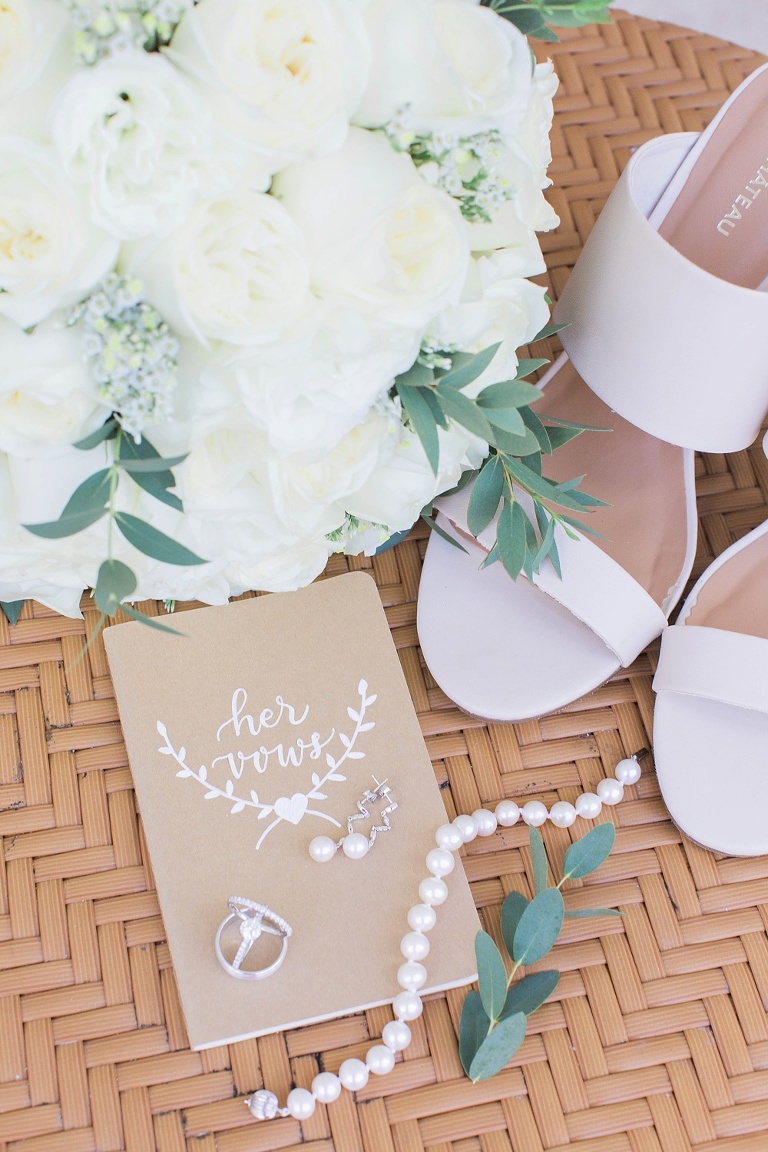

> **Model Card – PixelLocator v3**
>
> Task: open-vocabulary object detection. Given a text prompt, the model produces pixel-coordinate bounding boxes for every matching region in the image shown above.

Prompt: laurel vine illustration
[156,680,377,849]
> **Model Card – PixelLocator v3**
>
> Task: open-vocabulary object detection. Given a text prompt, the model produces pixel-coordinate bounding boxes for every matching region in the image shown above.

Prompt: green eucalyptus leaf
[497,499,527,581]
[114,513,207,566]
[467,456,503,537]
[421,514,469,554]
[487,407,526,437]
[530,825,548,895]
[562,822,616,880]
[116,454,188,473]
[500,970,559,1021]
[459,990,490,1076]
[545,425,586,451]
[543,415,608,433]
[549,535,562,579]
[468,1012,527,1082]
[0,601,24,625]
[564,908,623,918]
[515,358,550,379]
[129,470,183,512]
[73,418,118,451]
[501,891,529,959]
[476,931,508,1022]
[119,602,185,635]
[503,457,599,514]
[437,343,501,390]
[531,320,568,342]
[492,427,542,457]
[477,380,543,410]
[521,407,553,455]
[512,888,565,966]
[396,362,435,389]
[94,558,137,615]
[24,469,112,538]
[399,385,440,474]
[481,541,500,568]
[437,387,495,441]
[532,514,556,573]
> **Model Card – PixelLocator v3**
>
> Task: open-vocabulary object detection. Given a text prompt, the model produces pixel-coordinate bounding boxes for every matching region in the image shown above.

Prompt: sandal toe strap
[653,624,768,714]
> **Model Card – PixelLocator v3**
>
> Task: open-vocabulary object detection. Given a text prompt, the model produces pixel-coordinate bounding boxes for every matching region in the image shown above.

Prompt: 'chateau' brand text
[717,157,768,235]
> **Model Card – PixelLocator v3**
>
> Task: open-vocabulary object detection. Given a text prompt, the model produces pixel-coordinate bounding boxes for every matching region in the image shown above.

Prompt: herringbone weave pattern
[2,11,768,1152]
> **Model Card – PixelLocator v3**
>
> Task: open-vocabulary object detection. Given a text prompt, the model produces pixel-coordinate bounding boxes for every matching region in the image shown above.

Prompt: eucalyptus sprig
[483,0,611,41]
[461,821,619,1082]
[396,338,608,580]
[20,418,205,635]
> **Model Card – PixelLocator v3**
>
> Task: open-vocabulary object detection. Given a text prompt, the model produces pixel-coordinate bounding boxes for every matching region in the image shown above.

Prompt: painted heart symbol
[274,793,309,824]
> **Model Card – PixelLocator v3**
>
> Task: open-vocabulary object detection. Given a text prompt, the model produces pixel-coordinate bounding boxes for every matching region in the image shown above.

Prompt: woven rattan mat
[2,12,768,1152]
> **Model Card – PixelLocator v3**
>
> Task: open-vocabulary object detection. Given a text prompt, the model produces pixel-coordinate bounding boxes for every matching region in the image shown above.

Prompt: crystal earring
[309,777,397,862]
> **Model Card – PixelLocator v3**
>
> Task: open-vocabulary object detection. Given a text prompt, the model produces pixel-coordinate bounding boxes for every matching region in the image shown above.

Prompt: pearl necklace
[245,754,644,1122]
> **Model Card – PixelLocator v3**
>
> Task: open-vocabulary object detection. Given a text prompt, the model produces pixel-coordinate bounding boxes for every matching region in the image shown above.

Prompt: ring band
[215,897,292,980]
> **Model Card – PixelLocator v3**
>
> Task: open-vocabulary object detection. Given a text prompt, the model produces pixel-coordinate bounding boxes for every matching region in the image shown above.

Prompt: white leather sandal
[417,63,768,722]
[653,521,768,856]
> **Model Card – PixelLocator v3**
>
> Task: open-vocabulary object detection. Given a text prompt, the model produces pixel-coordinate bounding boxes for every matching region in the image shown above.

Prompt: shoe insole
[685,530,768,639]
[654,67,768,289]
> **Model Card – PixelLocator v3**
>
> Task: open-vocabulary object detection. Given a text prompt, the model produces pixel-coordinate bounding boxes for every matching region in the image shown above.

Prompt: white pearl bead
[472,809,498,836]
[495,800,520,827]
[426,847,454,877]
[342,832,369,859]
[400,931,430,961]
[453,814,478,842]
[614,757,641,785]
[366,1045,395,1075]
[382,1020,412,1052]
[311,1072,341,1104]
[286,1087,315,1119]
[418,877,448,906]
[575,792,602,819]
[596,778,624,806]
[393,991,423,1021]
[407,903,437,933]
[521,800,548,827]
[435,823,463,852]
[338,1058,369,1092]
[397,961,427,991]
[549,801,577,828]
[309,835,337,862]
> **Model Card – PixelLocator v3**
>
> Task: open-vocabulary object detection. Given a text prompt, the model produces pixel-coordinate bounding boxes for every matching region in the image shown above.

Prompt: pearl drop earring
[309,777,397,862]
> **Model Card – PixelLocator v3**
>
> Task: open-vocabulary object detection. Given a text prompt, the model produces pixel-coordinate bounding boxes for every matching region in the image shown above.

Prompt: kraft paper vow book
[104,572,480,1050]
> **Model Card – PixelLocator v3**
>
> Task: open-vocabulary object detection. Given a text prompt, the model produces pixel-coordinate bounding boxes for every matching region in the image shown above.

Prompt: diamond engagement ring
[215,897,292,980]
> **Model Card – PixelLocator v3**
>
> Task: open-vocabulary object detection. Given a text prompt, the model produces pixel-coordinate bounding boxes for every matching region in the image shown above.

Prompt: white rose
[273,128,469,328]
[0,314,106,457]
[0,137,118,327]
[466,61,559,249]
[226,538,331,595]
[345,416,486,530]
[125,189,311,346]
[166,0,370,172]
[49,50,227,241]
[426,248,550,393]
[0,0,72,105]
[354,0,532,133]
[206,313,418,458]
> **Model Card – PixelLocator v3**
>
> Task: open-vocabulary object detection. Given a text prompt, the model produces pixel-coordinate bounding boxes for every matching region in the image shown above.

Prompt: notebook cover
[104,572,480,1049]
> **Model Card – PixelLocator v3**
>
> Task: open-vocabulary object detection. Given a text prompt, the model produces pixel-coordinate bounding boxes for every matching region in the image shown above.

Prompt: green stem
[106,428,122,560]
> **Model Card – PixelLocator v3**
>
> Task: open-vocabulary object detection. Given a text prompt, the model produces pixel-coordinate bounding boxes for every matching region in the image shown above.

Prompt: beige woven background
[2,11,768,1152]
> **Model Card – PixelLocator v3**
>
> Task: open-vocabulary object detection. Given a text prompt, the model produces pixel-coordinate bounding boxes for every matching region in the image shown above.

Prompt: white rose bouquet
[0,0,609,628]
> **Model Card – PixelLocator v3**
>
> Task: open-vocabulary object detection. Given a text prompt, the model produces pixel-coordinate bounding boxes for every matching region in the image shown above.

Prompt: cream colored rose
[0,0,70,103]
[49,50,227,241]
[354,0,531,133]
[125,189,311,345]
[0,138,118,327]
[166,0,370,171]
[0,314,106,457]
[273,128,469,328]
